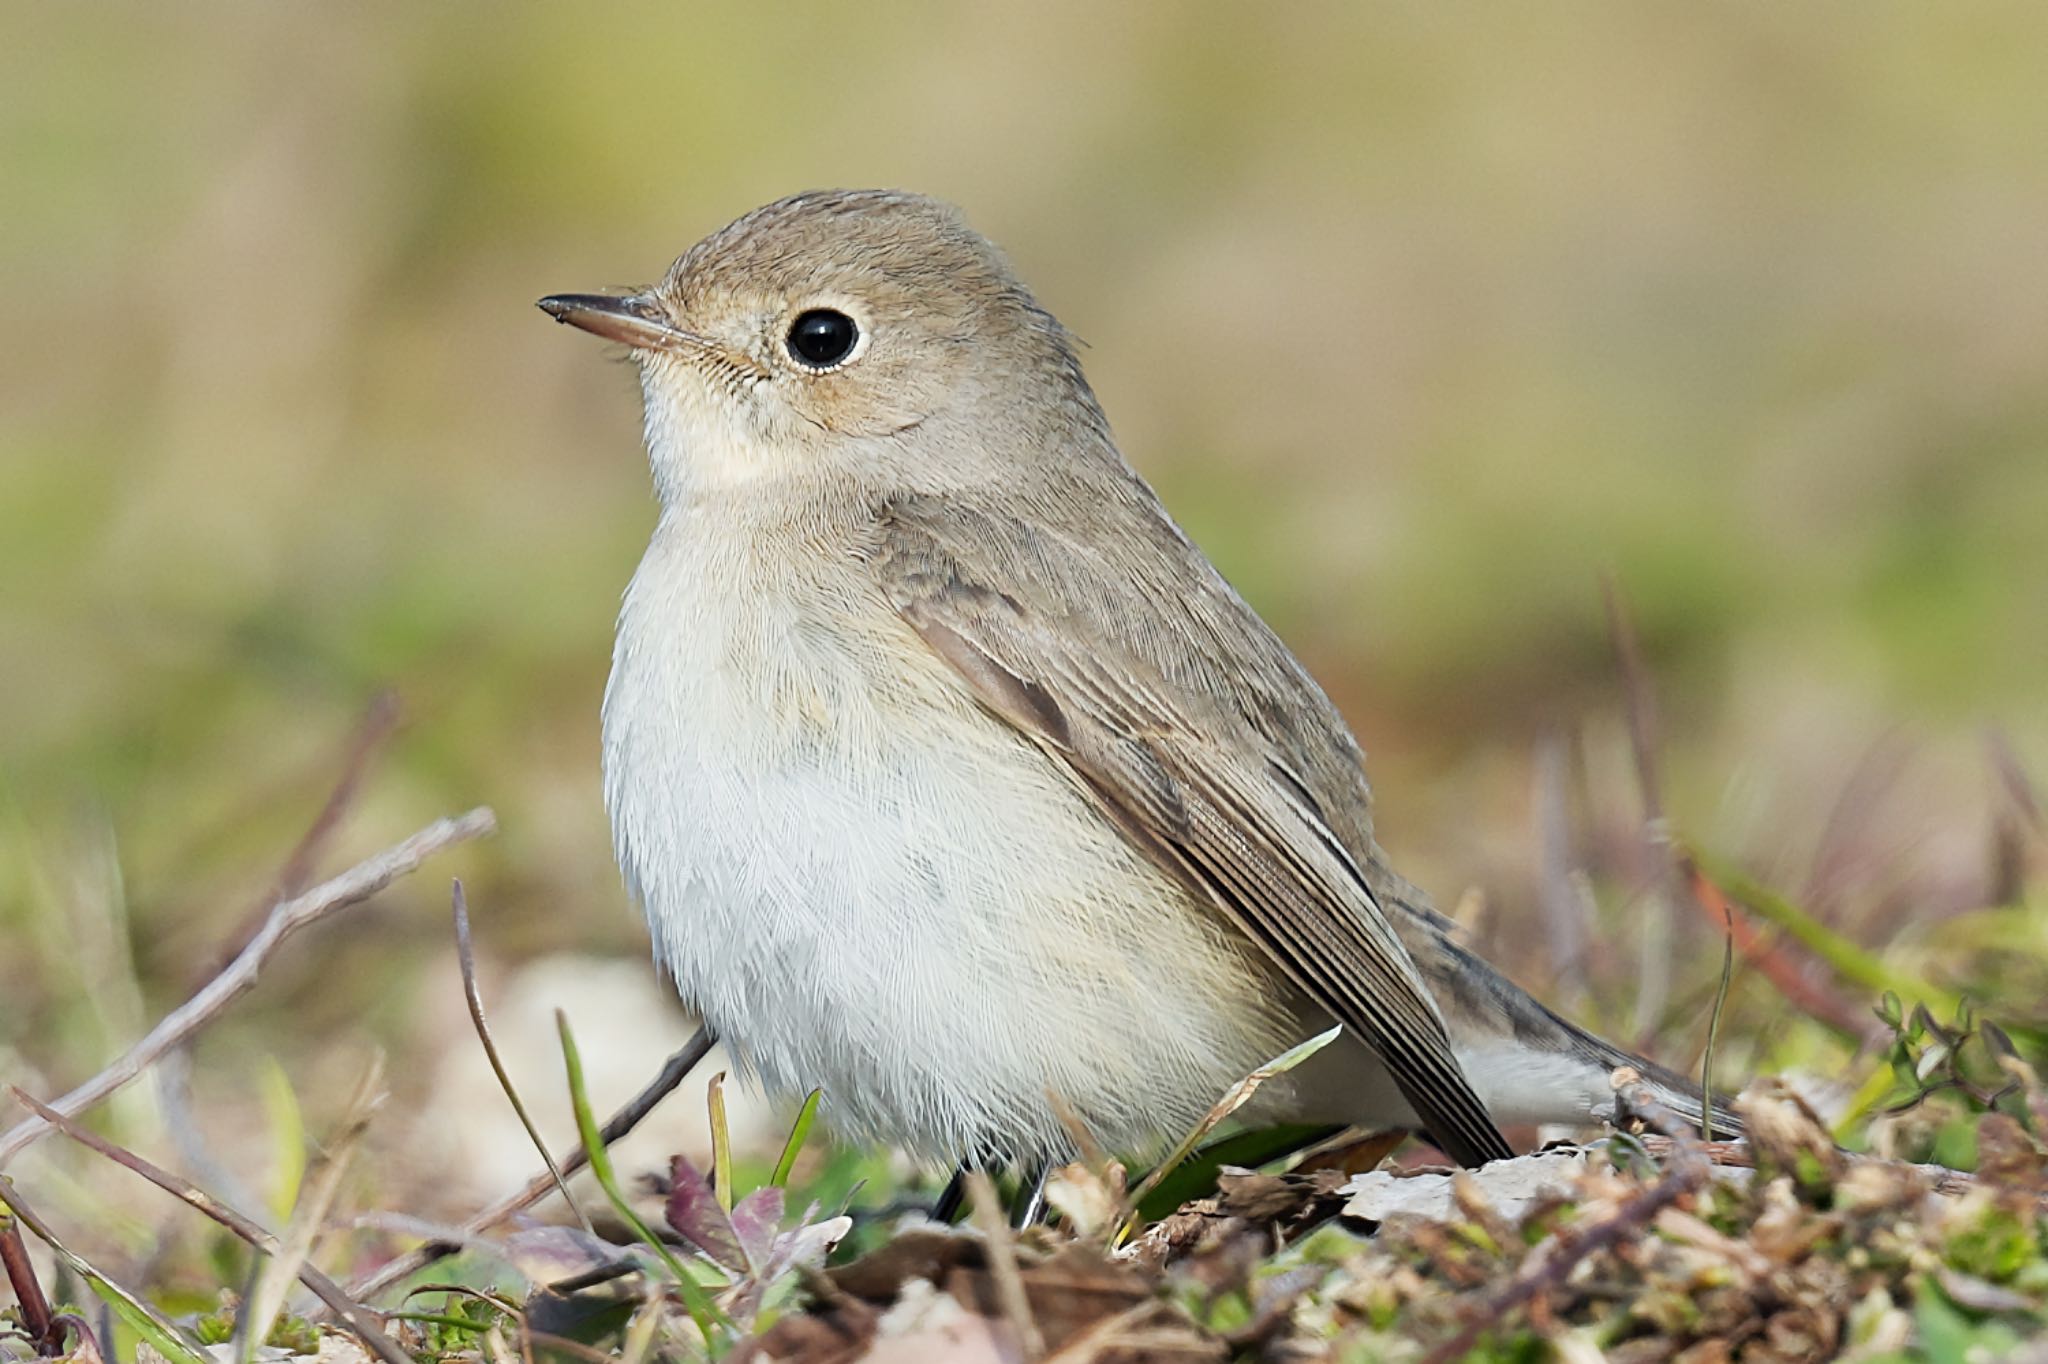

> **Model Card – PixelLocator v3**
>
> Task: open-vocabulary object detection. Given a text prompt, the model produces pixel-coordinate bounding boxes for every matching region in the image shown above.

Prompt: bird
[537,189,1726,1179]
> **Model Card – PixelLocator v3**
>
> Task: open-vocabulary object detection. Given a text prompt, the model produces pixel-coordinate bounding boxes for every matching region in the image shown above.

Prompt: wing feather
[871,494,1512,1166]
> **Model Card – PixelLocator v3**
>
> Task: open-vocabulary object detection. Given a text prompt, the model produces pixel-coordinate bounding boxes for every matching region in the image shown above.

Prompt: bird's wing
[866,489,1512,1167]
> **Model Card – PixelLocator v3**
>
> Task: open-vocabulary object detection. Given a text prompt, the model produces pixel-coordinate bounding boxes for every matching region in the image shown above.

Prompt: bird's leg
[934,1152,1052,1227]
[930,1160,972,1223]
[1010,1158,1051,1229]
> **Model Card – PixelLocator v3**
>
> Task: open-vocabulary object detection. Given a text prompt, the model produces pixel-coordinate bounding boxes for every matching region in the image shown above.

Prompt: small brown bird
[539,190,1723,1173]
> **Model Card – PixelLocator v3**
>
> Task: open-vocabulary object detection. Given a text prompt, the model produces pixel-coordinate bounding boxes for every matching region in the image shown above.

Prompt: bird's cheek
[802,370,936,439]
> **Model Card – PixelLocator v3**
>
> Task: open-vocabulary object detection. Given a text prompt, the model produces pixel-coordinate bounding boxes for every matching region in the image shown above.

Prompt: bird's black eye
[786,309,860,369]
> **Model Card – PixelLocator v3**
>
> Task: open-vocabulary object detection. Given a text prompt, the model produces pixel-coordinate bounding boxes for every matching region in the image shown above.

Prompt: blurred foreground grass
[2,5,2047,1355]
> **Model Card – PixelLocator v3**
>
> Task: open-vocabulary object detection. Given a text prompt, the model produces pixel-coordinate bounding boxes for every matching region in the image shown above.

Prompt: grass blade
[0,1176,209,1364]
[8,1087,409,1364]
[237,1052,383,1364]
[707,1073,732,1212]
[1700,906,1735,1142]
[555,1011,730,1345]
[769,1091,822,1189]
[1116,1025,1342,1245]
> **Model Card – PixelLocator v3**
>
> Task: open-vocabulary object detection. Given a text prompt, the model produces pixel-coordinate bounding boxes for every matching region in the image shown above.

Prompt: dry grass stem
[452,880,591,1233]
[7,1088,410,1364]
[967,1170,1044,1360]
[0,807,496,1169]
[1602,573,1676,1038]
[341,1024,716,1305]
[0,1206,60,1356]
[0,1173,204,1359]
[236,1052,386,1364]
[1422,1084,1711,1364]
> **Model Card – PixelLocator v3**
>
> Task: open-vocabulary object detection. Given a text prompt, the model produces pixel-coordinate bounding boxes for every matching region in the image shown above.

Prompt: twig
[1987,726,2043,831]
[275,692,403,895]
[203,691,404,984]
[340,1025,716,1305]
[1799,735,1912,917]
[1601,574,1668,830]
[1,1208,61,1356]
[452,882,591,1233]
[8,1089,412,1364]
[521,1330,619,1364]
[968,1171,1043,1361]
[0,808,496,1169]
[1611,1073,1714,1154]
[345,1212,485,1247]
[535,1258,645,1296]
[1987,727,2043,908]
[168,699,406,1219]
[1632,1129,2010,1204]
[154,1046,255,1239]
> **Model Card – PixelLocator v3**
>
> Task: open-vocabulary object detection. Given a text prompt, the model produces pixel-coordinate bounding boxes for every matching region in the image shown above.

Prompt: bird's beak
[536,292,703,353]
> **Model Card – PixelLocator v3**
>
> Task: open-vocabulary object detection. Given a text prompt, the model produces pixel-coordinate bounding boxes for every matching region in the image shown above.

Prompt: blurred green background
[3,4,2045,1235]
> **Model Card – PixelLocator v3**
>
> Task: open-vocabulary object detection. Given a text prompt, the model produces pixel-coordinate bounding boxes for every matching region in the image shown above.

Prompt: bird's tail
[1365,847,1746,1145]
[1565,1015,1745,1141]
[1371,853,1745,1143]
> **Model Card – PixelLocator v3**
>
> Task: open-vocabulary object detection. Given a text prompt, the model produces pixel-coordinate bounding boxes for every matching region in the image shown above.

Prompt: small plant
[1846,995,2042,1167]
[552,1014,847,1357]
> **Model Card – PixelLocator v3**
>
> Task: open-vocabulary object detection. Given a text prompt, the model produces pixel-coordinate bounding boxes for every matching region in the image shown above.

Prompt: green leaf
[770,1090,823,1189]
[1916,1283,2021,1360]
[1118,1025,1342,1244]
[257,1055,307,1226]
[1135,1123,1341,1223]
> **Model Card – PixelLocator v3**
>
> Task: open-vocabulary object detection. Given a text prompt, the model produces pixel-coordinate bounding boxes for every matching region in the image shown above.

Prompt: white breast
[601,495,1290,1161]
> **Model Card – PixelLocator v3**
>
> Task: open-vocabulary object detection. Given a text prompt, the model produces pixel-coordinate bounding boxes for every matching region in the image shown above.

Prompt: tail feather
[1573,1024,1745,1140]
[1369,849,1746,1145]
